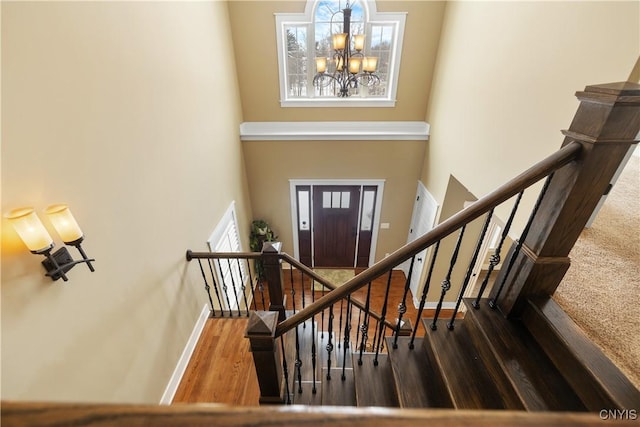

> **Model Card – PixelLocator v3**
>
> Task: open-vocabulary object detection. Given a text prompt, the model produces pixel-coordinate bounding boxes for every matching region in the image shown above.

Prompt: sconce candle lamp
[5,205,95,281]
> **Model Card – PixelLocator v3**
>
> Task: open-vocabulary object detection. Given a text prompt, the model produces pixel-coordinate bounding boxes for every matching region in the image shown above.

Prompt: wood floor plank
[172,318,259,406]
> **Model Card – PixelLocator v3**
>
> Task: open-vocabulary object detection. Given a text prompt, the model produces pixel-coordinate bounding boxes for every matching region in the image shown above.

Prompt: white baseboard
[412,297,457,310]
[160,304,210,405]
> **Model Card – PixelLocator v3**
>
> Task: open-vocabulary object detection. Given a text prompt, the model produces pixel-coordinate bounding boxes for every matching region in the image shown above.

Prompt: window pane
[341,191,350,209]
[360,190,375,231]
[368,24,393,97]
[298,190,310,230]
[323,191,331,208]
[332,191,341,208]
[285,25,308,97]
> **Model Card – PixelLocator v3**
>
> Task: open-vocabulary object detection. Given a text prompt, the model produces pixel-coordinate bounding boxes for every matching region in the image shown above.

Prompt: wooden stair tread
[386,337,454,408]
[317,331,352,378]
[352,353,399,407]
[290,380,322,405]
[464,298,586,411]
[321,368,356,406]
[523,297,640,410]
[424,319,524,410]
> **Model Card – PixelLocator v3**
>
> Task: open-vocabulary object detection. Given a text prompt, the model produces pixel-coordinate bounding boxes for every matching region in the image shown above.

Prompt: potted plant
[249,220,277,280]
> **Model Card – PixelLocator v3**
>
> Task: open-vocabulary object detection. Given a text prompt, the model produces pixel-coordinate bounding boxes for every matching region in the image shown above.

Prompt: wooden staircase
[282,298,640,411]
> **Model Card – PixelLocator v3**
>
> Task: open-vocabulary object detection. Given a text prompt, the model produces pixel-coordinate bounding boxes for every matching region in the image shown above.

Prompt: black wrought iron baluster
[320,281,325,339]
[310,272,317,394]
[473,192,523,309]
[295,323,303,394]
[371,317,380,355]
[280,337,292,404]
[300,269,306,313]
[491,174,554,308]
[246,259,257,312]
[355,308,362,353]
[337,299,344,349]
[196,259,216,317]
[448,210,493,330]
[326,304,335,380]
[239,261,250,317]
[393,256,415,349]
[225,258,242,317]
[431,225,466,330]
[207,259,225,316]
[348,296,355,349]
[410,241,440,349]
[258,278,266,310]
[374,270,393,366]
[358,282,373,365]
[289,267,297,315]
[341,296,352,381]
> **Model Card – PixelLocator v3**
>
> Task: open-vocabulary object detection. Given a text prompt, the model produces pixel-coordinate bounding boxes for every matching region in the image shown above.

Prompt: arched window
[275,0,406,107]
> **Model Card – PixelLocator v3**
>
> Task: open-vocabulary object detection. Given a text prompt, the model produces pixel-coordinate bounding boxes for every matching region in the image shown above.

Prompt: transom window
[275,0,406,107]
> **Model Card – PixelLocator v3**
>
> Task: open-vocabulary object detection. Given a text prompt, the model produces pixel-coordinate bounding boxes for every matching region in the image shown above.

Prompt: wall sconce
[4,205,95,281]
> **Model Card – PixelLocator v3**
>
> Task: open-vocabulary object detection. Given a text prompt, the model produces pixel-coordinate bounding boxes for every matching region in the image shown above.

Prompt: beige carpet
[554,150,640,389]
[312,268,355,291]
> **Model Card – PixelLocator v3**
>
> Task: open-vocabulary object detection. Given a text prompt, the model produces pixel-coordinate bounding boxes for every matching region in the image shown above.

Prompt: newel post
[491,82,640,317]
[245,311,285,404]
[261,241,286,322]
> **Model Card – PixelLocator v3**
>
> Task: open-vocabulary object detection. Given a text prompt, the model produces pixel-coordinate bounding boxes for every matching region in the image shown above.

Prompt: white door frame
[405,181,439,306]
[289,179,385,268]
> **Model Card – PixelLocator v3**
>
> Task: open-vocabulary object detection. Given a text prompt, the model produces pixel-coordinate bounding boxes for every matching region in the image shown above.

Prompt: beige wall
[422,1,639,232]
[1,1,251,403]
[228,1,445,121]
[243,140,426,262]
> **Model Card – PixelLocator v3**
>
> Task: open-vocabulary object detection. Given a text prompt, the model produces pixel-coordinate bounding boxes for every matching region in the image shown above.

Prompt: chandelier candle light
[313,2,380,97]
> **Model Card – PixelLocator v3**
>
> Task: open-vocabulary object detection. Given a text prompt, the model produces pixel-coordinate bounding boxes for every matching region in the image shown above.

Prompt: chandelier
[313,2,380,97]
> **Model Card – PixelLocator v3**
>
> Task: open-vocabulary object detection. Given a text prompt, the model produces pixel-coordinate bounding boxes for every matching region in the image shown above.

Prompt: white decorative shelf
[239,121,430,141]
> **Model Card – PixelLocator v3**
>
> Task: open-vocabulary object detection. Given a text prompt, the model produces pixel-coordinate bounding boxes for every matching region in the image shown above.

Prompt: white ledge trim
[240,121,430,141]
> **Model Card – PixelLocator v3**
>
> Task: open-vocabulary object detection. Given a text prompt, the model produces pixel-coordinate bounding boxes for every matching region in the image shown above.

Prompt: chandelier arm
[312,1,381,97]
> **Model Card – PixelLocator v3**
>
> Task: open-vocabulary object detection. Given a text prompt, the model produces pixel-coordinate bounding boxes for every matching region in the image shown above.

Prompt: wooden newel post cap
[245,311,278,340]
[261,241,282,254]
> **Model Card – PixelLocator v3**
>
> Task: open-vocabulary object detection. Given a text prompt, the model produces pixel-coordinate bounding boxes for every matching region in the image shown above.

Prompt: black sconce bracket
[38,241,96,282]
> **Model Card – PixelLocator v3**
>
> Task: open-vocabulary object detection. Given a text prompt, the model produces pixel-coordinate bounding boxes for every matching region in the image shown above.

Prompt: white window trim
[275,0,407,108]
[207,202,247,311]
[240,121,430,141]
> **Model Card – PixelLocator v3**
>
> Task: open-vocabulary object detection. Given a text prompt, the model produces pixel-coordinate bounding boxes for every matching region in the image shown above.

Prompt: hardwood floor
[173,268,458,406]
[172,317,260,406]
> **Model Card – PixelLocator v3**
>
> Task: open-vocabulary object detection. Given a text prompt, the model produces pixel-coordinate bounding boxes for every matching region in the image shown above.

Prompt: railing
[1,401,614,426]
[188,140,582,402]
[186,81,640,405]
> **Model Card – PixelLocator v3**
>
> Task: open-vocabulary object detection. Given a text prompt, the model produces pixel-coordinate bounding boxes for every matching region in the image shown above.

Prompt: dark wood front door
[313,185,361,267]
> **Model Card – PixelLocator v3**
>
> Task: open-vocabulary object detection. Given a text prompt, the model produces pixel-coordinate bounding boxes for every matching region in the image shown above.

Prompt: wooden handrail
[280,253,397,331]
[275,141,582,337]
[186,250,261,261]
[0,401,611,426]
